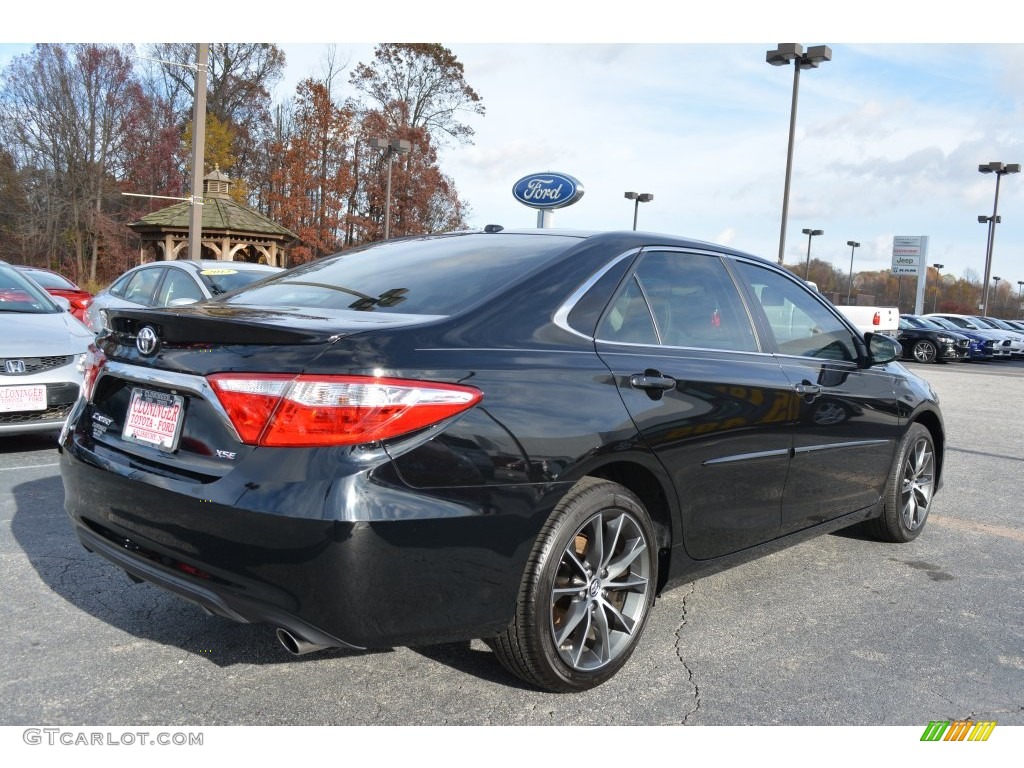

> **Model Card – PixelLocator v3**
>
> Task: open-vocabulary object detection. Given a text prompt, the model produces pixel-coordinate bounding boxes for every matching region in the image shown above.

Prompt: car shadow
[10,473,389,668]
[408,641,537,691]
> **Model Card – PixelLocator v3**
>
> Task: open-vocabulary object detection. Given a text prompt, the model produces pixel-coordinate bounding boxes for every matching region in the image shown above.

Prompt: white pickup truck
[836,305,899,337]
[804,282,899,337]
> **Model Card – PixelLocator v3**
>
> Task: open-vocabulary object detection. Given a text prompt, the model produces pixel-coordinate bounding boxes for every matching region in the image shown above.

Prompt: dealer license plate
[0,384,46,413]
[122,388,185,451]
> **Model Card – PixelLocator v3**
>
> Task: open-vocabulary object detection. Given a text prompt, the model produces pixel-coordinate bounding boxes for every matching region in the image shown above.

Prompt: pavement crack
[673,581,700,725]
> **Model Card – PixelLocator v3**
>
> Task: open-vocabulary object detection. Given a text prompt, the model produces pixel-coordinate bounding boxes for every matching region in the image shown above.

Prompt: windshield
[0,265,61,314]
[222,233,580,315]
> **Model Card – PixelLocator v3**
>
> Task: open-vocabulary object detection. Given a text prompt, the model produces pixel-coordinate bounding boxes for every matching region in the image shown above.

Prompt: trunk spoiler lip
[105,304,447,346]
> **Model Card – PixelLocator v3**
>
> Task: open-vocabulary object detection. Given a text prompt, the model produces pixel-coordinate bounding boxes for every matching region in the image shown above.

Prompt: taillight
[208,374,482,447]
[81,343,107,400]
[872,311,881,326]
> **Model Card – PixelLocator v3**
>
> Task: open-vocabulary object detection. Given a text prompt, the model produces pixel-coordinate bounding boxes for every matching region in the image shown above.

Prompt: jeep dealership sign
[892,235,928,275]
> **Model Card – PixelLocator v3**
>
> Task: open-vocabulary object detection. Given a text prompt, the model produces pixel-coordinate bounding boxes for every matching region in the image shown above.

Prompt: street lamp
[992,276,1002,315]
[624,191,653,230]
[1017,280,1024,319]
[931,263,944,312]
[371,137,412,239]
[845,241,860,305]
[766,43,832,264]
[801,228,823,279]
[978,161,1019,316]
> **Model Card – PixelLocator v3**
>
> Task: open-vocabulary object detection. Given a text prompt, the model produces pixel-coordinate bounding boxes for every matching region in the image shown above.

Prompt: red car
[14,265,92,323]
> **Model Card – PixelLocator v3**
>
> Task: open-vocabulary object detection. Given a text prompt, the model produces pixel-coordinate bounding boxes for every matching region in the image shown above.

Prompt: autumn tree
[268,78,355,263]
[0,44,145,281]
[350,44,484,145]
[147,43,284,201]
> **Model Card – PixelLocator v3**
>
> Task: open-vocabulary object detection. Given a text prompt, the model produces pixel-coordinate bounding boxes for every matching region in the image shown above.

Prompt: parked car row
[0,261,93,435]
[890,313,1024,364]
[2,259,281,438]
[924,313,1024,360]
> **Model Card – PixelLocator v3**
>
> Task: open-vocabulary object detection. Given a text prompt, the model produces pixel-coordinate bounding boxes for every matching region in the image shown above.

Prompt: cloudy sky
[4,3,1024,288]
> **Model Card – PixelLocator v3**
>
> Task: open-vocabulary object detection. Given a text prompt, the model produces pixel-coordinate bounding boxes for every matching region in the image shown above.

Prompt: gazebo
[128,167,299,267]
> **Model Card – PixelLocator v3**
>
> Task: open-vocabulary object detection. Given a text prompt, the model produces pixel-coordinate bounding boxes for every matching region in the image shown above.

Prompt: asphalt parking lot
[1,359,1022,727]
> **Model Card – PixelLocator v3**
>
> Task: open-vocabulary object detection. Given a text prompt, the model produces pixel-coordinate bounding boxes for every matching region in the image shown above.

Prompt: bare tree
[0,44,144,281]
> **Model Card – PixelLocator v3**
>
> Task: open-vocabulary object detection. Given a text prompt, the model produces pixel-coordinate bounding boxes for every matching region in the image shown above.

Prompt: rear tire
[489,477,657,692]
[868,423,935,543]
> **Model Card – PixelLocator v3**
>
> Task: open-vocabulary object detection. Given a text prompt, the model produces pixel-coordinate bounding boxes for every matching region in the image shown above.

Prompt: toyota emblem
[136,326,160,356]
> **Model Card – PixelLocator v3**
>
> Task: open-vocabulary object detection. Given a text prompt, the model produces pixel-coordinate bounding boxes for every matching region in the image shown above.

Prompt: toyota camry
[59,229,944,692]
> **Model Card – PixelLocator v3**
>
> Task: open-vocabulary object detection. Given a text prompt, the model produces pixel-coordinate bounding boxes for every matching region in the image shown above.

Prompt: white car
[84,260,282,333]
[0,260,92,436]
[924,313,1023,358]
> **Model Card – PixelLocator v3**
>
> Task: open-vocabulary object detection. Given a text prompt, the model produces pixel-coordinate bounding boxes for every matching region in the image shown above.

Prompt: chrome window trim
[552,248,643,340]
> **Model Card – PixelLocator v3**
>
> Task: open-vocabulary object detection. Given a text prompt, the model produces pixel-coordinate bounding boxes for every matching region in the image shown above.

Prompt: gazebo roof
[128,167,298,241]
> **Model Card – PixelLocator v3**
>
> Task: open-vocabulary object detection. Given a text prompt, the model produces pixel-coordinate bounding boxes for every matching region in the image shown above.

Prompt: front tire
[912,340,938,364]
[489,477,657,692]
[868,423,935,543]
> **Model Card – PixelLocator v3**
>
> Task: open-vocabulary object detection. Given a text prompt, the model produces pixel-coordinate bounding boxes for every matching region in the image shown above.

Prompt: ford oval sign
[512,173,584,210]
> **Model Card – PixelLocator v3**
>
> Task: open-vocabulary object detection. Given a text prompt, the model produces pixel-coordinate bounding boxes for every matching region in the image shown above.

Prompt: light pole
[766,43,832,264]
[845,240,860,305]
[992,276,1002,316]
[801,228,823,280]
[1018,281,1024,319]
[931,263,944,312]
[624,191,653,230]
[371,137,412,239]
[978,161,1019,316]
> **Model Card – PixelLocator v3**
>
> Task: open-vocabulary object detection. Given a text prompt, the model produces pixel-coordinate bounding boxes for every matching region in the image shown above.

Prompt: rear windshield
[222,233,579,315]
[198,267,279,295]
[21,269,78,290]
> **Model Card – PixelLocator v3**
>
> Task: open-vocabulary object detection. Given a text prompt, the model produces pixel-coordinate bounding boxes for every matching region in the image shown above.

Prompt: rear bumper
[59,434,551,649]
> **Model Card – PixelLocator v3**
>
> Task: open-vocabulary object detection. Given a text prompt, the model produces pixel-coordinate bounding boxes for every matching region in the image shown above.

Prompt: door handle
[794,382,821,398]
[630,373,677,392]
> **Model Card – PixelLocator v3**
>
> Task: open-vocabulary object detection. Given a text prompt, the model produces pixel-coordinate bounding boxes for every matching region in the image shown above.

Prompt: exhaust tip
[276,627,331,656]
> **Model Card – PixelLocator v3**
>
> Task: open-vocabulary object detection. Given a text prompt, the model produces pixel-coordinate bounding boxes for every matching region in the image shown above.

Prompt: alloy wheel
[549,510,652,672]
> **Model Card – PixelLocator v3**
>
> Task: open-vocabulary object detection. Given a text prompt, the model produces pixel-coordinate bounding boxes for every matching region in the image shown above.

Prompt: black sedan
[59,229,944,692]
[897,314,972,363]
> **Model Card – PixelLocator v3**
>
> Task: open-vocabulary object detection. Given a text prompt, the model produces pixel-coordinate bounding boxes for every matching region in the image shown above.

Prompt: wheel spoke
[598,595,638,635]
[605,535,646,580]
[589,603,612,665]
[584,515,604,573]
[554,598,589,647]
[608,572,649,594]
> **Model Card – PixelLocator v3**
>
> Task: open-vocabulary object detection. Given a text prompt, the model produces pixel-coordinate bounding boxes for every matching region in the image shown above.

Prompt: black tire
[912,340,938,364]
[868,423,936,543]
[489,477,657,692]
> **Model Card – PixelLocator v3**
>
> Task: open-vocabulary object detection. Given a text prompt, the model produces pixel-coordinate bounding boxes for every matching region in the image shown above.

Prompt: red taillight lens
[81,343,107,401]
[208,374,482,447]
[872,311,881,326]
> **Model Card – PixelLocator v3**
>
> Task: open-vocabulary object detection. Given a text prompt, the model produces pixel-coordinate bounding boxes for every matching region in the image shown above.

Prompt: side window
[122,268,163,306]
[736,262,857,361]
[598,250,758,352]
[155,268,204,306]
[108,273,133,298]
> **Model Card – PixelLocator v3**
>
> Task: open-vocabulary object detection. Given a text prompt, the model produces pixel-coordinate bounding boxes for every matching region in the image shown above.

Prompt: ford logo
[512,172,584,210]
[136,326,160,356]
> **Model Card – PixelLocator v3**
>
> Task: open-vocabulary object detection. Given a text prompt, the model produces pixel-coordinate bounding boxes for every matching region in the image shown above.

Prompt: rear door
[594,248,797,560]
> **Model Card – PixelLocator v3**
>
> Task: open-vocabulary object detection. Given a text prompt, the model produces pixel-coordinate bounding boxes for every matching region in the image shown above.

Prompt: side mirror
[865,333,901,365]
